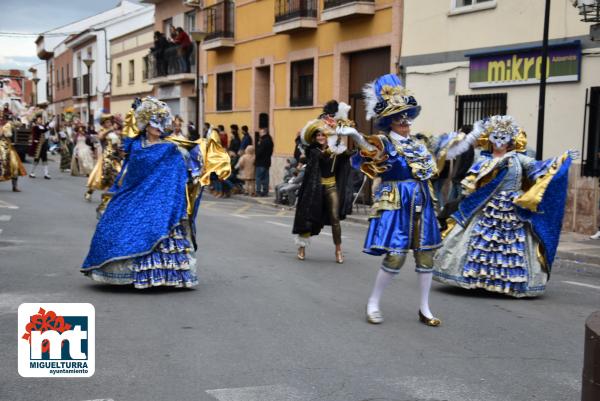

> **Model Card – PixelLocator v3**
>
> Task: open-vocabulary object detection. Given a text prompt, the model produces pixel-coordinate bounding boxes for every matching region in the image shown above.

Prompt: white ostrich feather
[295,235,311,248]
[335,102,351,120]
[362,81,379,121]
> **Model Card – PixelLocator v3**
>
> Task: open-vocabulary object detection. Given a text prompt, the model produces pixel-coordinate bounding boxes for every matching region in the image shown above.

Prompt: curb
[555,250,600,268]
[231,194,600,268]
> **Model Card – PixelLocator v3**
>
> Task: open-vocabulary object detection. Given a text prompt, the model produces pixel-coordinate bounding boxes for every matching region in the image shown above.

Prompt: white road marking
[266,221,289,228]
[0,229,3,235]
[231,214,250,219]
[562,281,600,290]
[233,204,252,214]
[0,214,12,221]
[206,384,308,401]
[0,200,18,209]
[81,399,115,401]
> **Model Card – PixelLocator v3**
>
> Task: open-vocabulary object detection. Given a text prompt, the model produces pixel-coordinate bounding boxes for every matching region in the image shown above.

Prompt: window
[128,60,135,84]
[290,59,314,107]
[116,63,122,87]
[455,93,507,131]
[185,11,196,33]
[61,67,65,88]
[67,64,70,86]
[142,56,149,81]
[451,0,495,13]
[216,72,233,111]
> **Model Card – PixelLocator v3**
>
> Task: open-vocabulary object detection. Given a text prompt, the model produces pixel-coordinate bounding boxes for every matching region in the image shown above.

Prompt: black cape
[292,147,353,236]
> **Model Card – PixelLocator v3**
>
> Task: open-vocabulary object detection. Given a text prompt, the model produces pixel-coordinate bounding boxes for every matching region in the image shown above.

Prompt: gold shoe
[297,246,305,260]
[418,310,441,327]
[335,250,344,264]
[366,305,383,324]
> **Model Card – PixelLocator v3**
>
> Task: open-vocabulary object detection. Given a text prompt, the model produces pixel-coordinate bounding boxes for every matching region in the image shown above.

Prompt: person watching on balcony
[174,27,193,73]
[151,31,170,76]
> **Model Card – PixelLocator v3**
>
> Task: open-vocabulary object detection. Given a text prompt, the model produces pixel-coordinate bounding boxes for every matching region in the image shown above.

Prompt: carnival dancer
[81,97,231,289]
[433,116,578,297]
[349,74,442,326]
[28,113,52,179]
[85,114,123,217]
[292,101,354,264]
[57,122,72,172]
[0,122,26,192]
[71,124,95,177]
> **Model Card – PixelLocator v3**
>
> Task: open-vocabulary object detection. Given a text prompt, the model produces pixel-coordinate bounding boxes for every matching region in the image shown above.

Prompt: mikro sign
[468,41,581,88]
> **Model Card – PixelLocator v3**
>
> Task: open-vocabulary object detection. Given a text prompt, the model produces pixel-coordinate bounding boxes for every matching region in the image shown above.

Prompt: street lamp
[28,67,39,106]
[536,0,551,160]
[190,30,207,139]
[32,78,40,106]
[83,58,95,130]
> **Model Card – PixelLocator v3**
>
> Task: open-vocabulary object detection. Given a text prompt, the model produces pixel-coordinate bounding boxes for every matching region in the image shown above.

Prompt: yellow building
[110,25,155,116]
[201,0,403,183]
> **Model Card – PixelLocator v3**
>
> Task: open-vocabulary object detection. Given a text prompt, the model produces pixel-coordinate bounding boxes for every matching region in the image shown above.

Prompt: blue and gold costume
[353,133,441,266]
[81,97,230,289]
[348,73,442,326]
[433,118,573,297]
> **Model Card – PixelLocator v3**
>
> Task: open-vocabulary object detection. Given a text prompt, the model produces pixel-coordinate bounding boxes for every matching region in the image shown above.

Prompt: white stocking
[31,161,39,174]
[367,269,395,314]
[43,165,49,176]
[418,272,434,319]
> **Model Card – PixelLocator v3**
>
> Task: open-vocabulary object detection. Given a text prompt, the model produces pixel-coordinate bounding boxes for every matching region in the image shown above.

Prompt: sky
[0,1,141,71]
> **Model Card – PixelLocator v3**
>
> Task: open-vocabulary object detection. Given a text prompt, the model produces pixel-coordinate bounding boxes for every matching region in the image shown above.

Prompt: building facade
[110,25,155,116]
[401,0,600,234]
[36,1,153,125]
[143,0,202,133]
[198,0,402,185]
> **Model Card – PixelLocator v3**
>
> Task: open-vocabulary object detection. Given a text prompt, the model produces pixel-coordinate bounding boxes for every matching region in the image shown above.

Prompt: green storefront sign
[468,41,581,88]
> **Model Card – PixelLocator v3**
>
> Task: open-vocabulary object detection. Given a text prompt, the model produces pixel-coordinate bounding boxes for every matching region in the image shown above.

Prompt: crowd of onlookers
[150,26,193,76]
[203,123,275,199]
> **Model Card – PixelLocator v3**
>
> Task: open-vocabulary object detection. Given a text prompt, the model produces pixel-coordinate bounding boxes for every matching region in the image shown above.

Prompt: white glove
[335,126,359,136]
[567,149,580,160]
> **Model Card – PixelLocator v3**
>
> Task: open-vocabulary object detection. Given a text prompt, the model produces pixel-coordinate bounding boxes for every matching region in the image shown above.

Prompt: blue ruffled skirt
[84,223,199,289]
[434,191,548,297]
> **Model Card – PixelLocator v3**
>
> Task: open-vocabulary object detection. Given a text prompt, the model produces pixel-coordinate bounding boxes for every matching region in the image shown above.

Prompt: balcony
[273,0,317,34]
[321,0,375,22]
[147,45,196,86]
[202,0,235,50]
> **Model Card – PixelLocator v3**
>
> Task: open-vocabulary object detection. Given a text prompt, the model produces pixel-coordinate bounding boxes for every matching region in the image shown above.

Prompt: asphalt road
[0,161,599,401]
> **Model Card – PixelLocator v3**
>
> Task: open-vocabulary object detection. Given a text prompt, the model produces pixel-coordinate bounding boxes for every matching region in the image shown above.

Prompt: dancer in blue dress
[81,97,230,289]
[350,74,442,326]
[433,116,578,297]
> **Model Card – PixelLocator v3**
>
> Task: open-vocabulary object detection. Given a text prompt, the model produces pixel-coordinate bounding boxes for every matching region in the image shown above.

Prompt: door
[348,47,391,135]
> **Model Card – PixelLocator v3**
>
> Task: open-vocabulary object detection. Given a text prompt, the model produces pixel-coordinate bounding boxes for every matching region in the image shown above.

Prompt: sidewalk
[235,194,600,267]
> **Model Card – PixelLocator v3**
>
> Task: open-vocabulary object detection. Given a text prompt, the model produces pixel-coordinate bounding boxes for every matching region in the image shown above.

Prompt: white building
[35,0,151,121]
[401,0,600,234]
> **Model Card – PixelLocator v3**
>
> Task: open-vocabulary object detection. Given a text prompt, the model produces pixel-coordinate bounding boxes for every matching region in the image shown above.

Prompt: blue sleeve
[187,145,203,179]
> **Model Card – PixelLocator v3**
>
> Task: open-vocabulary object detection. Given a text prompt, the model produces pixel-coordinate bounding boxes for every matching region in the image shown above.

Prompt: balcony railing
[204,0,235,41]
[148,45,196,80]
[275,0,317,23]
[323,0,374,9]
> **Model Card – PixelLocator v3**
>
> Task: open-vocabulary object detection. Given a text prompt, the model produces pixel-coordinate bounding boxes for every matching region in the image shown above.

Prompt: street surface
[0,162,599,401]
